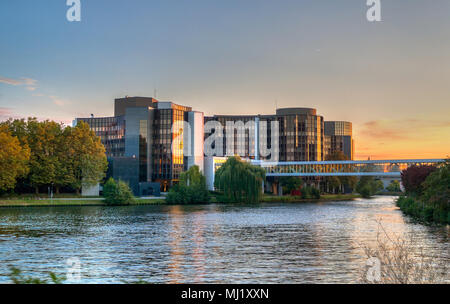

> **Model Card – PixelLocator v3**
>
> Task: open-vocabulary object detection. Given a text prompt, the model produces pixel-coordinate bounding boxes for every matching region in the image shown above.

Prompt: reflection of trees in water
[0,206,105,237]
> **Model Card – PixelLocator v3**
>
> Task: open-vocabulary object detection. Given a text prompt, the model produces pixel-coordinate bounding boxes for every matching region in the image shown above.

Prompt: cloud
[49,95,69,106]
[0,76,38,91]
[0,107,14,121]
[0,76,37,86]
[355,118,450,159]
[359,120,408,140]
[358,119,450,141]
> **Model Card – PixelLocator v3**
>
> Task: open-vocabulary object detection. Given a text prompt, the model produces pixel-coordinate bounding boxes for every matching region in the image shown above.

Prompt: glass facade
[205,108,325,162]
[278,112,323,161]
[77,116,125,157]
[324,121,353,160]
[76,99,354,190]
[76,97,192,191]
[152,103,191,190]
[205,115,256,158]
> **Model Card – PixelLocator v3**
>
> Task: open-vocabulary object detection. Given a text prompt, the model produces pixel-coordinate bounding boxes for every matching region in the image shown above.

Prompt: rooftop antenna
[154,89,157,98]
[275,99,278,110]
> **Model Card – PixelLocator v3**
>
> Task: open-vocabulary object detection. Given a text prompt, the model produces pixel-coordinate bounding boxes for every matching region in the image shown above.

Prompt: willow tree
[214,156,265,203]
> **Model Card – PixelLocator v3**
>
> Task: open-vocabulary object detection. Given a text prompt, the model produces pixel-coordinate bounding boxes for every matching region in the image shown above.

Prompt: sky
[0,0,449,159]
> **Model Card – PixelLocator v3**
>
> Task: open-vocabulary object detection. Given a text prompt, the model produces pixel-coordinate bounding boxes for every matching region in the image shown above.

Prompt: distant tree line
[0,118,107,195]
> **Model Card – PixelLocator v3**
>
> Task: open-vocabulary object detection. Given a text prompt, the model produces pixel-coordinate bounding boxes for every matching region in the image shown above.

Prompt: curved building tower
[276,108,324,161]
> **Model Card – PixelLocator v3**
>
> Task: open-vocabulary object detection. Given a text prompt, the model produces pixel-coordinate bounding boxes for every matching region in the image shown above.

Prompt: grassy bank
[0,198,166,208]
[396,196,449,225]
[260,193,360,203]
[0,194,359,208]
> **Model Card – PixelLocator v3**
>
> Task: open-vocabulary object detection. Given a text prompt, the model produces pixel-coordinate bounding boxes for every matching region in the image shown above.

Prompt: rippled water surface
[0,196,448,283]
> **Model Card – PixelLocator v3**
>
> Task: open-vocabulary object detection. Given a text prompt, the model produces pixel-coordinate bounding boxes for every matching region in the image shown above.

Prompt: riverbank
[0,194,360,208]
[260,194,360,203]
[0,196,447,283]
[397,196,449,225]
[0,198,166,208]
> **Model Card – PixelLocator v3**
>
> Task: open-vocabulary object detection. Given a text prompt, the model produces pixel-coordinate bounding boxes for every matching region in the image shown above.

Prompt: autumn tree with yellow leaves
[0,119,107,195]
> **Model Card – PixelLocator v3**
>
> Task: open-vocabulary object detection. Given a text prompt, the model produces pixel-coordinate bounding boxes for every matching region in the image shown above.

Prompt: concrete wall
[81,183,100,196]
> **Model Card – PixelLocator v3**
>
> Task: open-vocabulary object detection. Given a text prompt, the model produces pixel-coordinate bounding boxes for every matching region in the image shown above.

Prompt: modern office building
[75,97,203,194]
[75,98,353,194]
[205,107,325,161]
[324,121,354,160]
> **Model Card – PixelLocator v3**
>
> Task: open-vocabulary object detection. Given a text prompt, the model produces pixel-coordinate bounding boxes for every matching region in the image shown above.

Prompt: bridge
[250,159,444,177]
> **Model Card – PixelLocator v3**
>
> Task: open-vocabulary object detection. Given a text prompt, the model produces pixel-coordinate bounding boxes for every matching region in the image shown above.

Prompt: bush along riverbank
[397,159,449,225]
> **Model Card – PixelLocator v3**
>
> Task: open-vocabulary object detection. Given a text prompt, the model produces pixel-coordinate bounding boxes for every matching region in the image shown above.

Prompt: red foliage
[291,189,301,196]
[401,165,437,195]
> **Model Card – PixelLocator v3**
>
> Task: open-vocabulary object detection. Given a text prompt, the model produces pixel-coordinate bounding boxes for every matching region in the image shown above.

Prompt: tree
[166,165,210,204]
[64,122,108,194]
[401,165,437,196]
[371,179,384,194]
[180,165,206,187]
[1,119,108,194]
[327,176,341,194]
[0,128,30,191]
[27,119,63,193]
[279,176,303,194]
[386,180,401,192]
[325,151,357,193]
[356,176,383,198]
[103,178,135,205]
[420,159,449,223]
[214,156,265,203]
[1,118,62,193]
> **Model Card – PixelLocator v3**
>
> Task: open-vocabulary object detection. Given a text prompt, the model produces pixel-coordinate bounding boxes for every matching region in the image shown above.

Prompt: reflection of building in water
[167,207,208,283]
[167,205,184,283]
[192,211,206,282]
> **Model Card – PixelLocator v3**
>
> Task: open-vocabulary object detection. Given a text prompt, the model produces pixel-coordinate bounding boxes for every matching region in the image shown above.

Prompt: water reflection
[0,197,447,283]
[167,205,184,283]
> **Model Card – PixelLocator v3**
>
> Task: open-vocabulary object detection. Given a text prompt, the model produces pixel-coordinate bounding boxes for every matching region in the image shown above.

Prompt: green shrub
[356,177,384,198]
[103,178,135,205]
[166,166,210,204]
[371,179,384,194]
[9,267,65,284]
[301,186,320,199]
[386,180,401,192]
[359,185,372,198]
[397,196,449,225]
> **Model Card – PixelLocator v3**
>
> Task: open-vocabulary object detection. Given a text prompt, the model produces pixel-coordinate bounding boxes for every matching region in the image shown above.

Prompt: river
[0,196,448,283]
